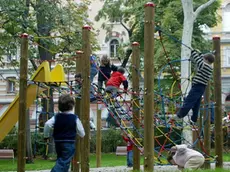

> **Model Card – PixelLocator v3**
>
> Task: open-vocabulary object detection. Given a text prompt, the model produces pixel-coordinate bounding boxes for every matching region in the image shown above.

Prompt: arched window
[110,39,119,58]
[223,3,230,32]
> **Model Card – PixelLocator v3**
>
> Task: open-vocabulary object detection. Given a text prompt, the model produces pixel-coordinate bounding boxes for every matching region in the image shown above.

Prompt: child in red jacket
[122,134,133,167]
[105,67,128,97]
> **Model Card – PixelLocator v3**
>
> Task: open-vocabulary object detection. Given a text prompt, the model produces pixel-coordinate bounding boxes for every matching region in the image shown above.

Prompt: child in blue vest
[44,94,85,172]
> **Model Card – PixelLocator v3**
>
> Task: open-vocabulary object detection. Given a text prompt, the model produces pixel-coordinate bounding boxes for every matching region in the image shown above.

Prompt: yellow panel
[50,64,67,83]
[32,61,51,82]
[0,62,66,142]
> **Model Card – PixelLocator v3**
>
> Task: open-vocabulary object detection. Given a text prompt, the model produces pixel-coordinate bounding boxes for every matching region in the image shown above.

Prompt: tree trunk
[121,48,132,68]
[36,0,55,156]
[180,0,217,143]
[181,0,194,94]
[36,0,54,128]
[22,0,34,163]
[120,23,133,68]
[181,0,195,143]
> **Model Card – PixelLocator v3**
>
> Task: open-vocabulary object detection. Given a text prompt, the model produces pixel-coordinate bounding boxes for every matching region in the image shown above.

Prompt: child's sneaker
[171,115,182,122]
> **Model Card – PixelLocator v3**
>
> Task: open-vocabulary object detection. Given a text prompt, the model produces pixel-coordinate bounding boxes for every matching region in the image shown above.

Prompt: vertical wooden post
[213,36,223,168]
[73,50,83,172]
[192,127,199,149]
[198,107,203,150]
[17,33,29,172]
[204,82,211,169]
[132,42,140,171]
[144,2,155,172]
[96,104,102,167]
[81,25,91,172]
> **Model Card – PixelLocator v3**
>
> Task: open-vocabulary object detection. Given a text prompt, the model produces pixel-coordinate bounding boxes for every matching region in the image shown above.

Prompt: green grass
[0,153,229,171]
[0,154,131,171]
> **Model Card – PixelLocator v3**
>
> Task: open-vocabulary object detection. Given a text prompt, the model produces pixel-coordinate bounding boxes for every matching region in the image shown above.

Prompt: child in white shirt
[167,144,205,170]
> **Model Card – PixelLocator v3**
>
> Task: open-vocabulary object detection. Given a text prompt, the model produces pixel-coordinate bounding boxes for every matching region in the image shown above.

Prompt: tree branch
[29,59,38,70]
[120,18,130,34]
[130,22,137,32]
[1,20,10,28]
[194,0,216,19]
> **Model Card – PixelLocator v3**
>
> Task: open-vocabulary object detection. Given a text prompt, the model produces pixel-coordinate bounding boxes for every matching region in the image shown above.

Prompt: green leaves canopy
[0,0,97,69]
[95,0,220,71]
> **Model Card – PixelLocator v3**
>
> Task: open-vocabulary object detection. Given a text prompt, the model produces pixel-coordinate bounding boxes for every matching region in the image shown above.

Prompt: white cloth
[184,156,205,169]
[173,144,204,169]
[44,110,85,138]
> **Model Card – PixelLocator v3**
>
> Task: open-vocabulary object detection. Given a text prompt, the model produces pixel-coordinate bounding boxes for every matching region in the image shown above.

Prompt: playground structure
[0,62,66,142]
[0,2,229,172]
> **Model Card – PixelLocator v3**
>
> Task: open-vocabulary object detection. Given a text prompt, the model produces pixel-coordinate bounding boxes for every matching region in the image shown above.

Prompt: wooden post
[96,104,102,167]
[204,82,211,169]
[213,36,223,168]
[81,25,91,172]
[73,50,83,172]
[132,42,140,171]
[192,127,199,149]
[198,106,203,150]
[144,2,155,172]
[17,33,29,172]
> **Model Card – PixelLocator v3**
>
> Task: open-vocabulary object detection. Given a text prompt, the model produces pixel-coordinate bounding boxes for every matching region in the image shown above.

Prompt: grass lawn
[0,154,129,171]
[0,153,229,171]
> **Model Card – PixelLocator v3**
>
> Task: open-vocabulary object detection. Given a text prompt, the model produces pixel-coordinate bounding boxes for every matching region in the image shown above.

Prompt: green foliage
[0,0,98,74]
[95,0,220,82]
[0,129,46,156]
[0,127,18,151]
[90,129,124,153]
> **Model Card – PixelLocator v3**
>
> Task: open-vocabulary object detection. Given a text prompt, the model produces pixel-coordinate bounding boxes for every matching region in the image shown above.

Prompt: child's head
[117,67,125,74]
[101,55,110,65]
[203,53,215,64]
[75,73,82,83]
[167,152,176,165]
[58,94,75,112]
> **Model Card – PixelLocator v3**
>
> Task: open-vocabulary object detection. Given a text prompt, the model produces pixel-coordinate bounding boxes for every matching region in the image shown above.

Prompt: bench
[116,146,144,156]
[116,146,127,156]
[0,149,14,163]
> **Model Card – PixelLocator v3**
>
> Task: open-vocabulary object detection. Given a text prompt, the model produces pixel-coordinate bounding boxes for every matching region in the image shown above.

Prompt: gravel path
[24,162,230,172]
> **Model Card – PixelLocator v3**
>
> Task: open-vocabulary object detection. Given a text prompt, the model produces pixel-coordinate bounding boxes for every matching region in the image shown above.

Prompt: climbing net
[23,25,227,165]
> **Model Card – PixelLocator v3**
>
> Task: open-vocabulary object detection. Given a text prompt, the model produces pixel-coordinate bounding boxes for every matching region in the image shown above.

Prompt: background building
[204,0,230,109]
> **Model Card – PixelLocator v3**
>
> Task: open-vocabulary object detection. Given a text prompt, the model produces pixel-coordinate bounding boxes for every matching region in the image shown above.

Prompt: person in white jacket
[167,144,205,170]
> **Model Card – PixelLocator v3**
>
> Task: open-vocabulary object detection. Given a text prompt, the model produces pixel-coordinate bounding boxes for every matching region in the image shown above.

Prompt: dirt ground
[24,162,230,172]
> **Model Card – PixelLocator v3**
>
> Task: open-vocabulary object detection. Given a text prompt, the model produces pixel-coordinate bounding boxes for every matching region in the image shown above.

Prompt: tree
[0,0,95,69]
[180,0,218,94]
[95,0,219,72]
[0,0,97,157]
[180,0,218,143]
[95,0,143,67]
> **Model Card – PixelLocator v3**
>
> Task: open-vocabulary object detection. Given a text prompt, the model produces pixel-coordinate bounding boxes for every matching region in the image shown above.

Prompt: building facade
[205,0,230,107]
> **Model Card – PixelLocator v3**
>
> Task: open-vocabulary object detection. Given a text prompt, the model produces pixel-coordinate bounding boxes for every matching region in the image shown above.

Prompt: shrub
[90,128,124,153]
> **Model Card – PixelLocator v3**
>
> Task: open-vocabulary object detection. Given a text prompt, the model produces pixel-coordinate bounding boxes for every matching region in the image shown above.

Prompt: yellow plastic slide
[0,61,66,142]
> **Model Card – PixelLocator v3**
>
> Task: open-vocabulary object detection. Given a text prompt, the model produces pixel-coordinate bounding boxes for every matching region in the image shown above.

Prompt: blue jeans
[177,83,206,122]
[127,150,133,167]
[51,142,75,172]
[90,68,98,83]
[90,68,98,101]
